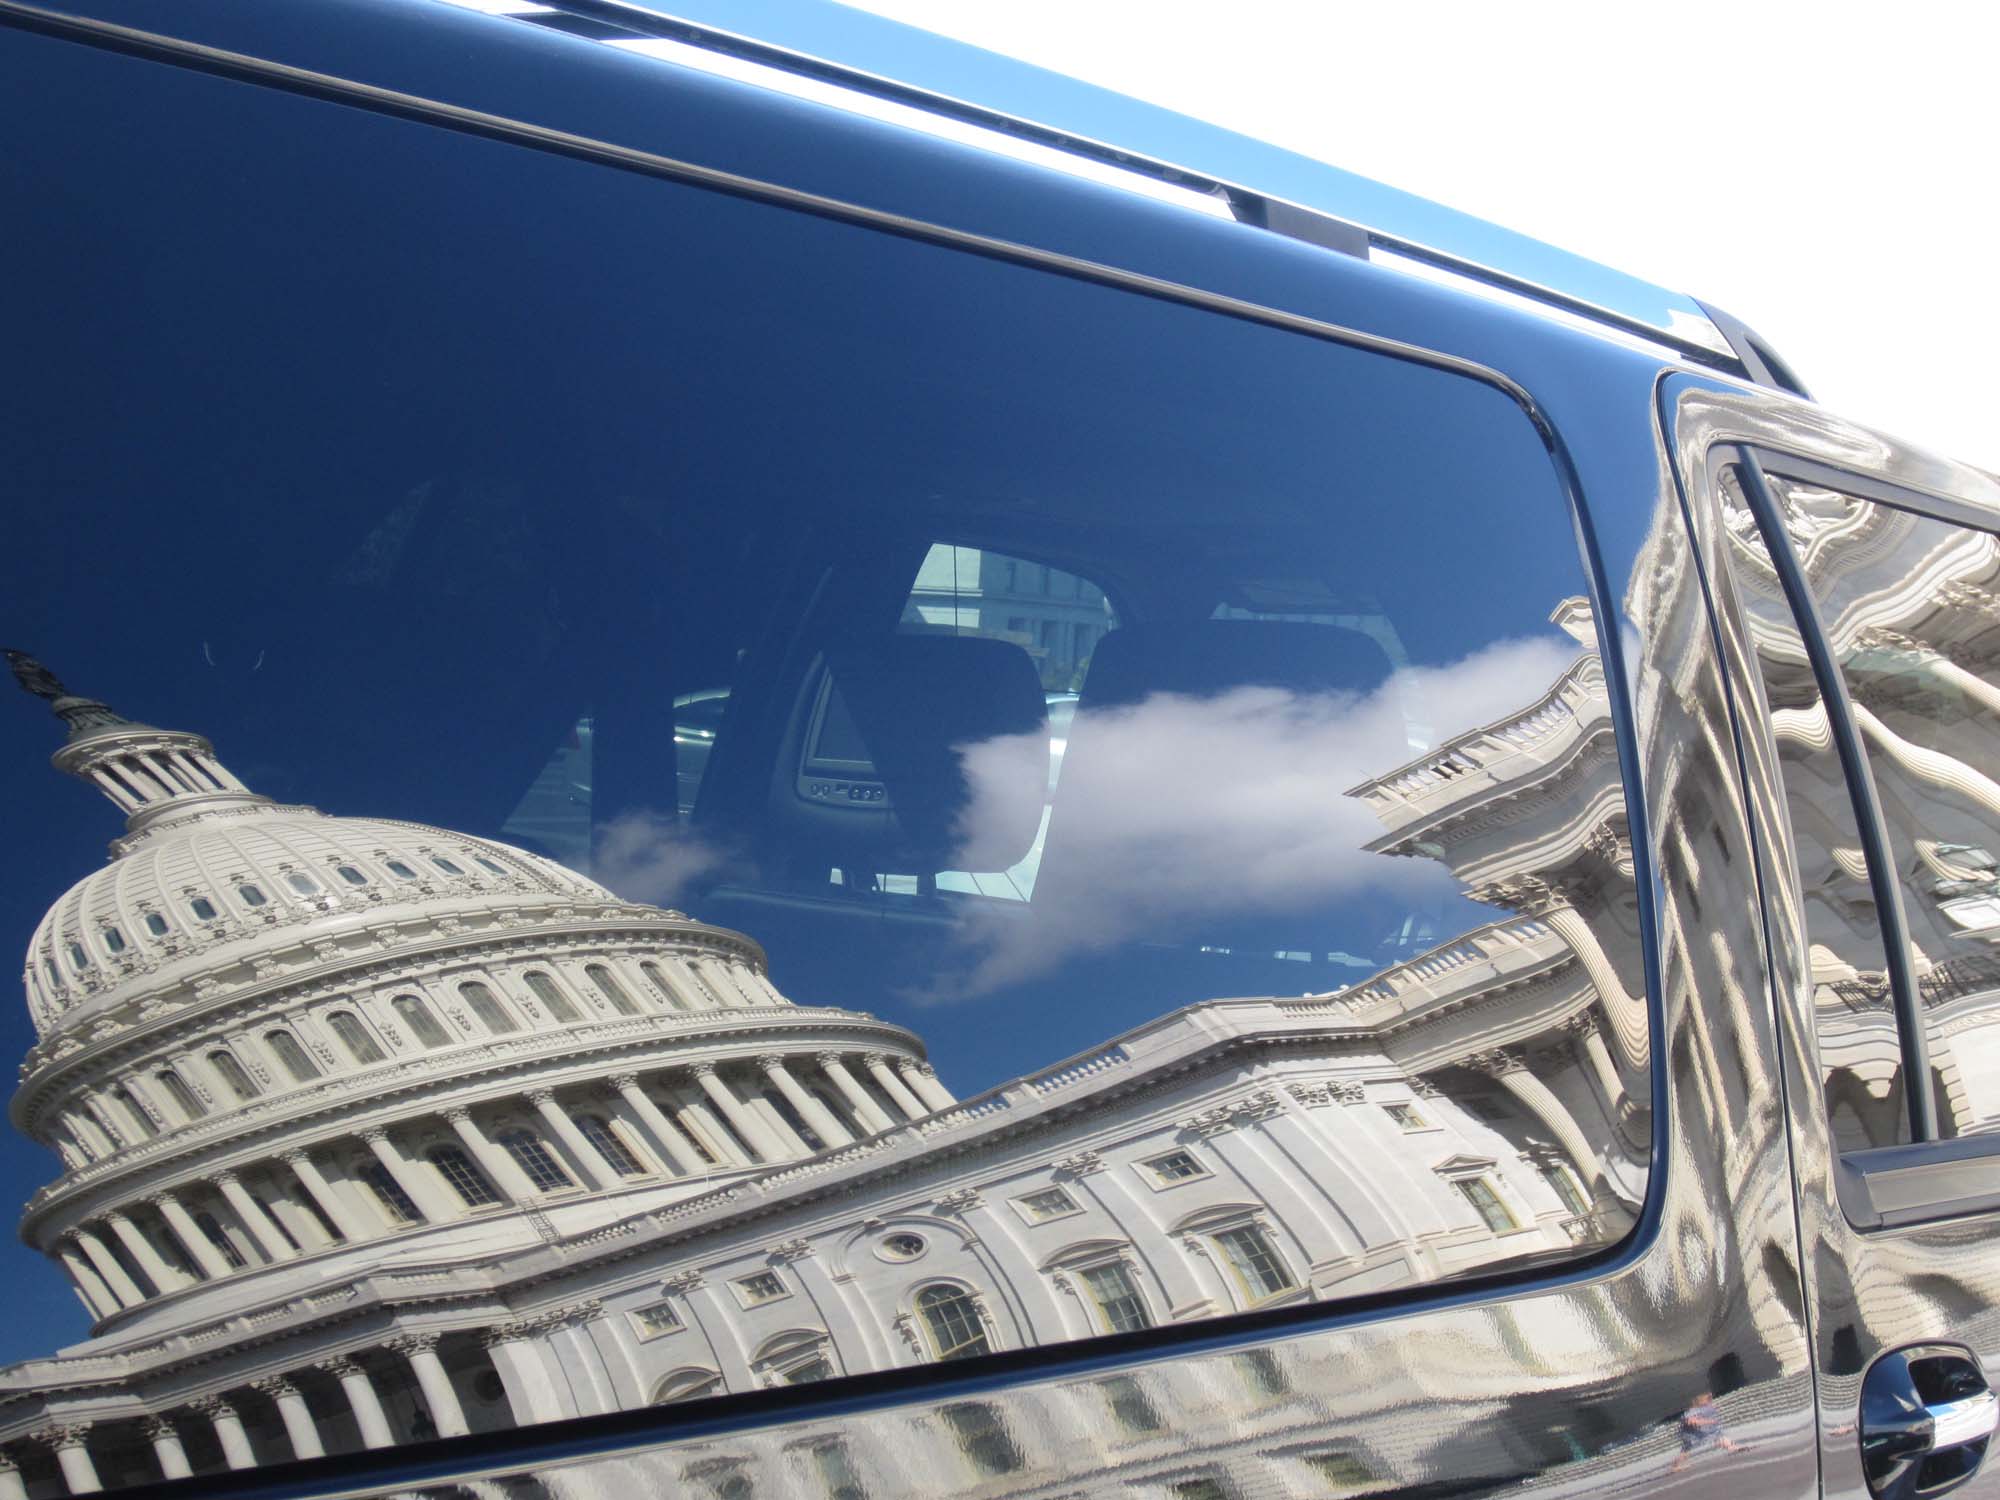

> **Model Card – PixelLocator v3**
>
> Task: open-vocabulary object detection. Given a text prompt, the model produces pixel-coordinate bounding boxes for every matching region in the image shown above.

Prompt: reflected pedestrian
[1669,1390,1742,1473]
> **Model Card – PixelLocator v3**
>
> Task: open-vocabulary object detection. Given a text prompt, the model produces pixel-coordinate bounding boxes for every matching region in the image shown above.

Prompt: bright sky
[835,0,2000,474]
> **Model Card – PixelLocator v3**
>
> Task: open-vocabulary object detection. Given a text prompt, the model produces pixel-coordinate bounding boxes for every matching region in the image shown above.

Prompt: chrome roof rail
[451,0,1800,388]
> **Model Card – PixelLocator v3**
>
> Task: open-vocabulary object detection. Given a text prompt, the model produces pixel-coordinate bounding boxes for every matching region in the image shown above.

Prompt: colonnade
[48,1051,954,1318]
[0,1328,501,1496]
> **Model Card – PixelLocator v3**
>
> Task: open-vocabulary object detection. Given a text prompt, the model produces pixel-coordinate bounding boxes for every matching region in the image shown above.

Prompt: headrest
[1077,619,1394,708]
[818,634,1049,871]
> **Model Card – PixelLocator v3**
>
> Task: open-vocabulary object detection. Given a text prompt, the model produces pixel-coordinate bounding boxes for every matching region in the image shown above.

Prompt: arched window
[498,1129,574,1192]
[392,994,451,1048]
[335,864,369,886]
[432,856,466,875]
[284,871,320,896]
[188,896,219,921]
[66,941,91,972]
[195,1211,248,1269]
[916,1285,991,1361]
[474,856,508,876]
[360,1163,422,1223]
[111,1086,158,1138]
[143,912,170,937]
[427,1145,502,1207]
[101,926,126,954]
[585,964,641,1016]
[156,1069,206,1121]
[208,1050,260,1102]
[458,982,519,1034]
[237,882,268,907]
[1213,1225,1295,1301]
[385,859,418,880]
[640,962,689,1011]
[574,1114,645,1176]
[524,971,580,1023]
[264,1029,320,1083]
[326,1011,385,1065]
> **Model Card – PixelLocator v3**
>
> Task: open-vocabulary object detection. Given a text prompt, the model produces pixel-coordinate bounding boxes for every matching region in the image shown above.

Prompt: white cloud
[591,808,724,907]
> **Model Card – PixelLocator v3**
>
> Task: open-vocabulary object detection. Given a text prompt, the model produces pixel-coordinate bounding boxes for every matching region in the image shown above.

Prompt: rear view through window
[0,33,1650,1489]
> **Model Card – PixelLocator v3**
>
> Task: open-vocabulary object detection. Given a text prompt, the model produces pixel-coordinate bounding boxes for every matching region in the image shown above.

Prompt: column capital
[756,1054,787,1072]
[912,1061,939,1079]
[609,1072,641,1091]
[663,1268,705,1294]
[480,1320,535,1349]
[688,1061,717,1078]
[140,1416,181,1442]
[250,1375,298,1399]
[1408,1076,1444,1098]
[1462,1048,1528,1078]
[357,1127,388,1145]
[280,1149,314,1167]
[861,1052,889,1068]
[143,1190,178,1209]
[814,1051,846,1067]
[770,1237,815,1262]
[213,1168,242,1187]
[1054,1149,1105,1177]
[935,1186,985,1213]
[442,1106,473,1125]
[186,1395,235,1421]
[101,1208,134,1226]
[525,1088,557,1107]
[385,1330,442,1357]
[38,1422,91,1451]
[314,1354,362,1378]
[1559,1010,1602,1040]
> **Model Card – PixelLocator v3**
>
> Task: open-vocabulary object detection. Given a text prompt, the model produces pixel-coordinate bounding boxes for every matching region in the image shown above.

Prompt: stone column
[43,1425,99,1494]
[678,1097,751,1167]
[103,1211,183,1294]
[56,1242,118,1319]
[191,1395,255,1470]
[153,1192,234,1279]
[254,1376,324,1460]
[743,968,790,1007]
[864,1054,925,1119]
[387,1332,469,1438]
[142,1417,192,1480]
[71,1227,143,1307]
[527,1090,613,1189]
[481,1322,570,1425]
[0,1452,25,1500]
[818,1053,893,1133]
[691,1064,786,1162]
[319,1356,393,1449]
[1466,1049,1606,1194]
[446,1109,539,1202]
[744,1090,813,1159]
[609,1074,698,1174]
[359,1131,447,1222]
[215,1172,299,1260]
[690,959,747,1008]
[900,1061,955,1111]
[282,1151,367,1242]
[1541,907,1645,1074]
[760,1056,853,1147]
[259,1185,327,1251]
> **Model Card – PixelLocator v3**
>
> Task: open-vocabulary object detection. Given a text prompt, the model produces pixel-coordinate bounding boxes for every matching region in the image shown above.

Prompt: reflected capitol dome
[0,644,1647,1497]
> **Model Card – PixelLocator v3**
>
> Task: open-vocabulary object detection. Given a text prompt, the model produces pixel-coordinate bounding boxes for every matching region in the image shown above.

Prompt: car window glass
[3,30,1650,1486]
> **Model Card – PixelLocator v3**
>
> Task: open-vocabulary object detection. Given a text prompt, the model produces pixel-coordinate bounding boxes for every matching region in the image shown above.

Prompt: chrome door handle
[1861,1345,1996,1500]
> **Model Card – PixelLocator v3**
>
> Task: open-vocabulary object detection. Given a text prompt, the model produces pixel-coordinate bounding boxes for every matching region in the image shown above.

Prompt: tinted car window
[1,30,1647,1488]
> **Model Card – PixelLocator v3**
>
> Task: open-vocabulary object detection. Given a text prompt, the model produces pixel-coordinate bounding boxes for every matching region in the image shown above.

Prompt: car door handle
[1861,1344,1997,1500]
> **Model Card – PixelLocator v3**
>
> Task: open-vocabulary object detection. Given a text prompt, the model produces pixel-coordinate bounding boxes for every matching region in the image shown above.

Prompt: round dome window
[878,1232,926,1262]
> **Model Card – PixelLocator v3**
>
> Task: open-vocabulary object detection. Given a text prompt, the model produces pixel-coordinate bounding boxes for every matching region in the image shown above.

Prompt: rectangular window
[1079,1262,1151,1333]
[1454,1178,1518,1233]
[631,1300,682,1337]
[1014,1187,1080,1223]
[1098,1375,1163,1433]
[1214,1226,1295,1300]
[1382,1102,1428,1131]
[1141,1151,1207,1186]
[1720,456,2000,1155]
[734,1271,787,1305]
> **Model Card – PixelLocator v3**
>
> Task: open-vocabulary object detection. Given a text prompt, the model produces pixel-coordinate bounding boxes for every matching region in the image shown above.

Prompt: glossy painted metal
[1667,378,2000,1500]
[0,2,1958,1495]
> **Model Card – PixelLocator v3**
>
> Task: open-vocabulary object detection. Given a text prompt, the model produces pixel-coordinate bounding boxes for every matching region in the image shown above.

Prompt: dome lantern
[6,650,267,833]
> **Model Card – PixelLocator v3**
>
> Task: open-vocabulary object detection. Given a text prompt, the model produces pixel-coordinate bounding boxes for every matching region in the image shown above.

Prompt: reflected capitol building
[0,586,1673,1496]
